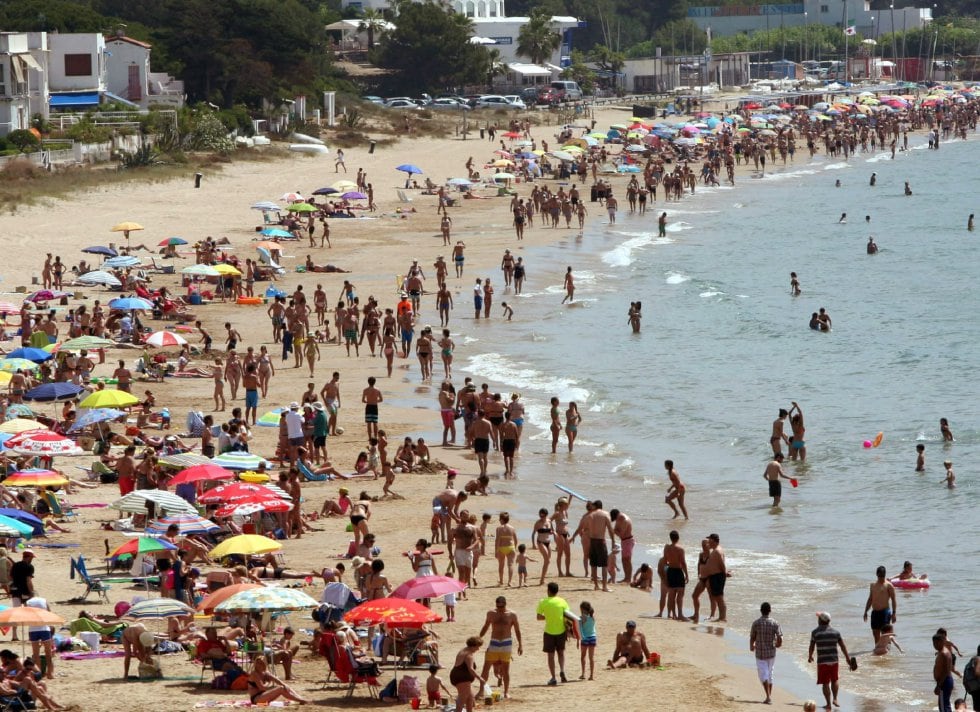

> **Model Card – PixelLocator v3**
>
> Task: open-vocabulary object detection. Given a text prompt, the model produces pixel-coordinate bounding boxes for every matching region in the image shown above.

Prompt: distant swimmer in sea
[835,179,841,187]
[904,181,913,196]
[809,313,823,331]
[628,302,641,333]
[940,418,954,442]
[865,215,871,224]
[870,172,877,187]
[867,237,878,255]
[915,444,926,472]
[838,213,847,224]
[790,272,801,296]
[968,214,974,231]
[941,460,955,488]
[818,308,832,330]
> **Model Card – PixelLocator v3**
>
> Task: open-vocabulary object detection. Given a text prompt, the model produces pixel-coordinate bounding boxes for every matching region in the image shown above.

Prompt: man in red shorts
[808,612,854,711]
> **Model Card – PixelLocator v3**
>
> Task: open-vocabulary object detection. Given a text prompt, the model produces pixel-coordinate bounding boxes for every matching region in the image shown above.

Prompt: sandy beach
[0,102,849,712]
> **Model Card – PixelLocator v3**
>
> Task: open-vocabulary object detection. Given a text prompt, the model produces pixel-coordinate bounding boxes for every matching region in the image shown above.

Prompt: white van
[550,80,583,101]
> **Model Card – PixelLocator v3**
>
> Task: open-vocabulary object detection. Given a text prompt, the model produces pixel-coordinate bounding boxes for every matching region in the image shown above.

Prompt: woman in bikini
[349,496,371,547]
[449,637,485,712]
[224,351,242,401]
[532,508,554,586]
[212,358,226,411]
[246,656,308,705]
[494,512,518,587]
[552,498,572,577]
[549,397,562,454]
[256,346,275,398]
[565,402,581,453]
[690,538,716,623]
[410,538,438,577]
[381,328,396,378]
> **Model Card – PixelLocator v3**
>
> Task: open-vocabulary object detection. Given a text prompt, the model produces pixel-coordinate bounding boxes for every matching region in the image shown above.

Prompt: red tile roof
[106,35,152,49]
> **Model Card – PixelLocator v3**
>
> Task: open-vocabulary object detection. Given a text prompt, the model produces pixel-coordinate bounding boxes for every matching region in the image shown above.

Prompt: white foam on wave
[462,336,479,344]
[665,221,693,233]
[700,290,724,298]
[465,352,590,403]
[725,549,838,605]
[665,272,690,285]
[823,162,851,171]
[593,442,617,457]
[601,234,673,267]
[612,458,635,474]
[864,152,892,163]
[587,400,621,414]
[731,202,744,209]
[761,168,817,181]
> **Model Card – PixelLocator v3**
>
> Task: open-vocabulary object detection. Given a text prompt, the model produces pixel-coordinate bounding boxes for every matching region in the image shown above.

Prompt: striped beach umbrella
[0,419,43,435]
[215,587,318,614]
[4,469,71,488]
[109,536,178,558]
[124,598,195,620]
[210,452,272,471]
[145,514,219,536]
[145,331,188,348]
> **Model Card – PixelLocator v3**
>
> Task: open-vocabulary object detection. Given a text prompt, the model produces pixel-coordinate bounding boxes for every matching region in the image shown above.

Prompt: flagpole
[844,0,849,83]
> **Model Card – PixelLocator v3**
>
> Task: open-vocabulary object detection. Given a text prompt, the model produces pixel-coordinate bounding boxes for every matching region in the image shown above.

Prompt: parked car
[550,80,583,101]
[536,87,562,104]
[519,87,541,105]
[503,95,527,109]
[363,95,385,105]
[385,99,421,109]
[475,94,517,109]
[431,98,471,111]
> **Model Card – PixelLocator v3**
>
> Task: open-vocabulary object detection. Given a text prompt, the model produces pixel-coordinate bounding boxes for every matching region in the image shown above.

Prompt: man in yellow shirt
[535,581,569,686]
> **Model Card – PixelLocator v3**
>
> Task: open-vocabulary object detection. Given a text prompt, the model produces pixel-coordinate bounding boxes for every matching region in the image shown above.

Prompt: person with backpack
[963,645,980,711]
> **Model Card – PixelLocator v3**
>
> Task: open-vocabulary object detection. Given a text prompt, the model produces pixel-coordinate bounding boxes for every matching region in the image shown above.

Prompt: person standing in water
[549,397,562,454]
[664,460,688,520]
[764,453,790,507]
[790,272,801,296]
[867,237,878,255]
[658,212,667,237]
[628,302,641,333]
[770,409,789,456]
[968,214,974,231]
[565,402,581,453]
[561,267,575,304]
[788,402,806,461]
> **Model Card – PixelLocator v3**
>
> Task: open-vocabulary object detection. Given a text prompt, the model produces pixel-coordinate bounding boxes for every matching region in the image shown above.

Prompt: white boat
[291,132,325,145]
[288,144,329,155]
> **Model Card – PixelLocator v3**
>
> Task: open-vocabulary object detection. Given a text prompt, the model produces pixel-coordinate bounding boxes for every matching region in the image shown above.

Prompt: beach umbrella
[199,482,285,504]
[181,264,221,277]
[146,513,219,536]
[0,359,40,373]
[144,331,187,348]
[390,576,466,601]
[61,335,114,350]
[0,515,34,539]
[0,608,63,626]
[279,192,303,202]
[395,164,423,177]
[197,583,263,614]
[111,490,198,515]
[215,499,291,518]
[491,173,515,181]
[260,228,293,238]
[6,431,84,456]
[69,408,125,431]
[340,191,367,200]
[209,534,282,559]
[215,587,318,614]
[167,463,235,487]
[82,246,117,257]
[491,159,514,167]
[256,409,285,427]
[0,303,21,315]
[6,348,53,363]
[286,203,316,213]
[108,297,153,311]
[109,536,178,559]
[311,188,338,196]
[344,598,442,628]
[446,178,473,187]
[77,271,122,288]
[125,598,195,620]
[24,382,85,402]
[104,256,140,268]
[253,242,283,252]
[79,390,139,408]
[0,419,42,434]
[158,237,187,246]
[4,469,70,488]
[157,452,212,469]
[548,150,575,162]
[331,180,357,192]
[0,509,44,536]
[251,201,281,210]
[3,405,34,418]
[501,131,521,139]
[212,263,241,276]
[0,373,11,387]
[210,452,273,471]
[111,221,144,234]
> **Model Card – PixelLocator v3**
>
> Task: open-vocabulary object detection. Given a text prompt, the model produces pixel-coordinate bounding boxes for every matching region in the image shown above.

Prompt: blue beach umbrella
[312,187,338,195]
[260,228,293,238]
[0,515,33,539]
[104,256,140,268]
[395,164,423,175]
[81,246,118,257]
[69,408,125,431]
[108,297,153,311]
[6,348,52,363]
[24,382,86,402]
[251,201,280,211]
[0,509,44,536]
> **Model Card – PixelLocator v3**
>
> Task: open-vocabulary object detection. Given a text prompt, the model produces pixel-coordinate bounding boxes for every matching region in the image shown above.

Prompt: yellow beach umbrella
[0,372,11,386]
[212,263,242,276]
[111,222,144,233]
[331,180,357,192]
[209,534,283,559]
[79,390,139,409]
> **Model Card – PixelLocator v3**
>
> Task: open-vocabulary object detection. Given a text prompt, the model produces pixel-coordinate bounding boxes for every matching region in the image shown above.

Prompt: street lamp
[804,11,808,62]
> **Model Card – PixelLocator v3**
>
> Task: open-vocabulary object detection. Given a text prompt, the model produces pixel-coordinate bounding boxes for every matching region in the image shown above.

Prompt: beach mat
[35,543,81,548]
[73,503,109,508]
[60,651,125,660]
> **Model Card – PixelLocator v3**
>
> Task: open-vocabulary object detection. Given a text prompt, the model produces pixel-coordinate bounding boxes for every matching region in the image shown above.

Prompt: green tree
[589,43,625,73]
[561,49,597,92]
[377,1,484,93]
[484,48,509,91]
[358,8,387,49]
[517,9,562,64]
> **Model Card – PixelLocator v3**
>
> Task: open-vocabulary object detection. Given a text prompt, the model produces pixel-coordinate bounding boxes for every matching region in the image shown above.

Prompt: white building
[105,32,184,109]
[688,0,931,40]
[0,32,48,136]
[47,32,107,109]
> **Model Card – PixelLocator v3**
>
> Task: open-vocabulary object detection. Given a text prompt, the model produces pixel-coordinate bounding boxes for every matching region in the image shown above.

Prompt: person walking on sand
[362,376,382,439]
[479,596,523,700]
[750,602,783,705]
[334,149,346,173]
[862,566,897,644]
[808,611,853,712]
[664,460,688,519]
[536,582,570,686]
[561,267,575,304]
[575,500,615,592]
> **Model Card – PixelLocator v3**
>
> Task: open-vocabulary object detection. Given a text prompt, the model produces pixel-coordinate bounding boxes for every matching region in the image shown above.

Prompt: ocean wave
[464,352,591,403]
[666,221,694,233]
[612,458,635,473]
[699,290,724,298]
[587,400,621,414]
[665,271,690,285]
[761,168,818,181]
[593,442,617,457]
[601,235,673,267]
[823,162,851,171]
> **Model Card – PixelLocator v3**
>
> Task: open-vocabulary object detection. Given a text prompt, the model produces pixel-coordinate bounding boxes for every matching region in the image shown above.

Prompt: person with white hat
[808,611,854,711]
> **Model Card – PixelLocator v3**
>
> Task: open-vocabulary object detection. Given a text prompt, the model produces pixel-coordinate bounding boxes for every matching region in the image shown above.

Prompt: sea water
[447,134,979,710]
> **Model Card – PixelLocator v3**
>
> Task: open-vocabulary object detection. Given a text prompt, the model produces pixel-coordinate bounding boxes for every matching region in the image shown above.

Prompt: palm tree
[484,47,508,90]
[358,8,387,50]
[516,9,561,65]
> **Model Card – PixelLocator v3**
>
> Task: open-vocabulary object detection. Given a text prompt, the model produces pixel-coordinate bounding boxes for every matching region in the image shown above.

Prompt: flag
[844,20,857,35]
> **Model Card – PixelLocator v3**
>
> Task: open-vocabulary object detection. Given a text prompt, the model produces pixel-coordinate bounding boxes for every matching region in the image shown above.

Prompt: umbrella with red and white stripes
[145,331,188,348]
[6,430,84,456]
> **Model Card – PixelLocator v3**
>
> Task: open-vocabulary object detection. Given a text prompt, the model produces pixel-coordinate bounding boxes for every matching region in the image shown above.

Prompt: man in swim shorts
[361,376,382,439]
[610,621,650,668]
[452,514,477,593]
[770,409,789,456]
[479,596,523,698]
[611,509,634,583]
[662,529,689,620]
[862,566,897,644]
[703,533,728,621]
[470,410,492,477]
[764,453,789,507]
[574,501,615,592]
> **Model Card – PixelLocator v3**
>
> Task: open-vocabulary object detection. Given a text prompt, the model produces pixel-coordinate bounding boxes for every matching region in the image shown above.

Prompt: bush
[7,130,40,152]
[65,119,112,144]
[185,111,235,153]
[217,105,255,137]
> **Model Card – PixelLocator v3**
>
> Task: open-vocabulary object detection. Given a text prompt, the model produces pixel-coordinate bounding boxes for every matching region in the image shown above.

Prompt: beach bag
[397,675,421,703]
[138,657,162,679]
[965,656,980,694]
[378,680,398,702]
